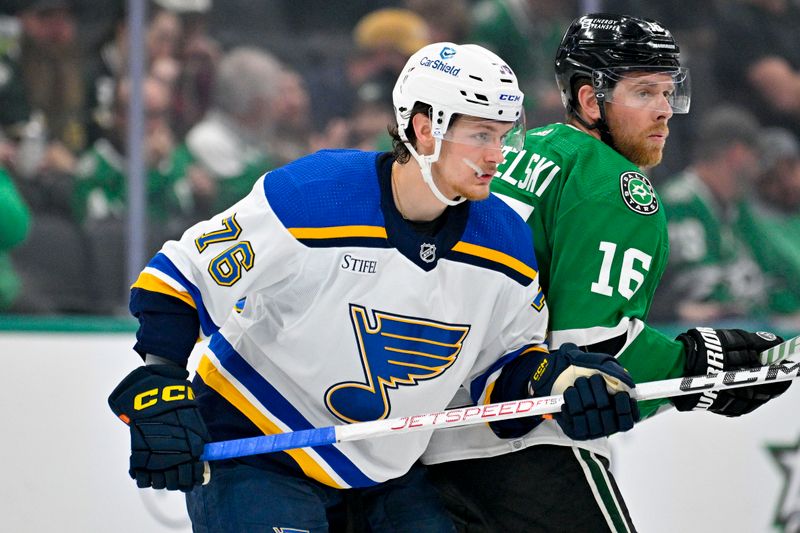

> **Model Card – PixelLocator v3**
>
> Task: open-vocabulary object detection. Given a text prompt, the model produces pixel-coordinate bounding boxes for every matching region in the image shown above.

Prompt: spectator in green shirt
[71,74,192,234]
[0,164,30,311]
[738,127,800,329]
[652,105,768,322]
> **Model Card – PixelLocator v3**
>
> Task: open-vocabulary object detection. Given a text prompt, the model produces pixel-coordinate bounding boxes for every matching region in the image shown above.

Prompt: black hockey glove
[108,365,210,491]
[672,327,791,416]
[529,344,640,440]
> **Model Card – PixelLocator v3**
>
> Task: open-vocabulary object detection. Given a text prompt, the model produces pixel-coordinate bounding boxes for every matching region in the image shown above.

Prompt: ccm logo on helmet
[499,94,521,101]
[419,56,461,76]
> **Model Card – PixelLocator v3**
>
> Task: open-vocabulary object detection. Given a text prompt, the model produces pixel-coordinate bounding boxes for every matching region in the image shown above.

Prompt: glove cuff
[526,350,559,397]
[108,365,194,423]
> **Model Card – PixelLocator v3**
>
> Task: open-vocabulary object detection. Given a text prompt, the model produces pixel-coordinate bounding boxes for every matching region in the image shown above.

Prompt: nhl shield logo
[420,243,436,263]
[620,171,659,215]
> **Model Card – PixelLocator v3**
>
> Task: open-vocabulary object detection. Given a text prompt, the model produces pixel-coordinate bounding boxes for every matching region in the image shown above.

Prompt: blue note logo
[531,286,545,311]
[325,305,470,423]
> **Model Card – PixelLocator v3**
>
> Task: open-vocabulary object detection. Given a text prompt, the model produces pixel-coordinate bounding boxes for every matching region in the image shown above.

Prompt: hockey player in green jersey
[424,13,791,532]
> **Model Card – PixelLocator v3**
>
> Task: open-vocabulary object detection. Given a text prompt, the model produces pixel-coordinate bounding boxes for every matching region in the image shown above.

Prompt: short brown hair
[566,77,592,120]
[389,101,431,163]
[389,102,463,163]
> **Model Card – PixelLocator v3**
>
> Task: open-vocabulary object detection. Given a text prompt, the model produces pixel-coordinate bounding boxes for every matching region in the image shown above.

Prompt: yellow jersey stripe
[452,241,538,281]
[131,272,197,309]
[196,356,344,489]
[482,380,497,405]
[288,226,388,240]
[521,345,549,356]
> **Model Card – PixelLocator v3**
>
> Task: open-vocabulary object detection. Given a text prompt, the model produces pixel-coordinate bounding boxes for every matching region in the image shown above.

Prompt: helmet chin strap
[403,138,466,207]
[571,102,618,152]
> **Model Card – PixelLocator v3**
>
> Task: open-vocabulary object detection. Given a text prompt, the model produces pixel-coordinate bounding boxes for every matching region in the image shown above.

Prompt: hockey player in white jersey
[108,42,640,532]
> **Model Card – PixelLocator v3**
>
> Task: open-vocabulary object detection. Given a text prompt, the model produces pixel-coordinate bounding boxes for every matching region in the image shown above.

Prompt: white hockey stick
[201,335,800,461]
[759,334,799,364]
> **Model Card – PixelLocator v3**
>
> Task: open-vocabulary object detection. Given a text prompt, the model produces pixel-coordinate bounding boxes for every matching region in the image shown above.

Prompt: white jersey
[131,150,549,488]
[421,390,610,465]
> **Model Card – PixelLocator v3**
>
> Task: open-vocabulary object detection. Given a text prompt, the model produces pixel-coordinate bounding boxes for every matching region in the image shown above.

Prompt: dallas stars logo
[769,435,800,531]
[620,171,659,215]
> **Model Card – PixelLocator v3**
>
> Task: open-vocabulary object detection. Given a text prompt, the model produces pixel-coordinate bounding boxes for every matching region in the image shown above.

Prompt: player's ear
[576,84,601,123]
[412,113,435,155]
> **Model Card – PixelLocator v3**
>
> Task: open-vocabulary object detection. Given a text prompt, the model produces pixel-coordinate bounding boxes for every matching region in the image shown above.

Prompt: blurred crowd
[0,0,799,328]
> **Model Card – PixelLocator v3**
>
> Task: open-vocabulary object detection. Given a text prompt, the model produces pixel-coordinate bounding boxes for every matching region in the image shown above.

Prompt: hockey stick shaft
[201,337,800,461]
[760,334,800,364]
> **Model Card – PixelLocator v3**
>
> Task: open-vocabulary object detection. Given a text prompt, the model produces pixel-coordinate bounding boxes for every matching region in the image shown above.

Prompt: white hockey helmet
[392,42,525,205]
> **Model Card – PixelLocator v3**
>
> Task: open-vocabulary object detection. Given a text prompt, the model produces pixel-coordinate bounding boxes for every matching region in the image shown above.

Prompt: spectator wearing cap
[737,128,800,328]
[304,7,430,141]
[0,0,88,183]
[753,128,800,214]
[651,105,770,323]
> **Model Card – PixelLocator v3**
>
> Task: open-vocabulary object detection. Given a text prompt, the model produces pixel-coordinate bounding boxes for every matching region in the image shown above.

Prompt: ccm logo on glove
[133,384,195,412]
[532,358,549,382]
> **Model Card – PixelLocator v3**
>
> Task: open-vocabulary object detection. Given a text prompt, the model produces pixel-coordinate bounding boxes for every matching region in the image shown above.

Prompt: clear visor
[434,112,527,151]
[597,66,691,114]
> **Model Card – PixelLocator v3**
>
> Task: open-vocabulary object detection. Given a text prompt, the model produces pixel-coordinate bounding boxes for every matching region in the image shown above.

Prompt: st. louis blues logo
[325,305,470,423]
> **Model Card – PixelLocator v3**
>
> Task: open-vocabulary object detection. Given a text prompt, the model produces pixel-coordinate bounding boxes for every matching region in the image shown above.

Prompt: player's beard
[613,127,666,170]
[458,184,491,201]
[432,158,494,201]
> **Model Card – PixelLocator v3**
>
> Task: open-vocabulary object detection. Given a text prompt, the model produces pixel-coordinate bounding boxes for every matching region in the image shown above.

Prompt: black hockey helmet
[555,13,686,114]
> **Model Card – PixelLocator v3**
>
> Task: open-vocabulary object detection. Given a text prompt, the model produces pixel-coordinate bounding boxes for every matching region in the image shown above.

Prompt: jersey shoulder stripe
[264,149,389,248]
[132,252,218,336]
[204,333,375,488]
[288,225,391,249]
[450,194,539,285]
[264,149,384,228]
[133,271,197,309]
[449,241,537,285]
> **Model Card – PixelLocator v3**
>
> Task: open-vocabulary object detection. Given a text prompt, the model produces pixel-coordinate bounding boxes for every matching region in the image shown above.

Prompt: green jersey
[738,202,800,315]
[71,138,191,224]
[423,123,683,465]
[0,166,29,310]
[492,123,685,417]
[655,171,769,318]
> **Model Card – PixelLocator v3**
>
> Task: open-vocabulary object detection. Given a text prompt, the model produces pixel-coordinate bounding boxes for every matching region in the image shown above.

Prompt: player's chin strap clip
[403,139,466,207]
